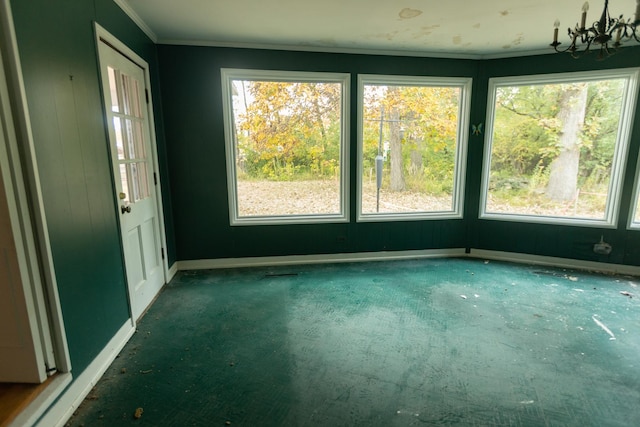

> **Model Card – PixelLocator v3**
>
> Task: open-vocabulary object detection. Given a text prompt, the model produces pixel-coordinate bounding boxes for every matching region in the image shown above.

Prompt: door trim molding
[94,23,171,316]
[1,38,47,383]
[0,0,70,374]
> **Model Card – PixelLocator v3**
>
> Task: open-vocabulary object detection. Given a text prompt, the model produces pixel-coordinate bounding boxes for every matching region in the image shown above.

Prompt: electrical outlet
[593,236,612,255]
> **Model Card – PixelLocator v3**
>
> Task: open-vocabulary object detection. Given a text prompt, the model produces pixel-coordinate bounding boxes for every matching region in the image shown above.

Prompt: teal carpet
[66,258,640,426]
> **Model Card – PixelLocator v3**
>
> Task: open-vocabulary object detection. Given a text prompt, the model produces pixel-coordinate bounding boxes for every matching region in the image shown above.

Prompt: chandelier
[550,0,640,58]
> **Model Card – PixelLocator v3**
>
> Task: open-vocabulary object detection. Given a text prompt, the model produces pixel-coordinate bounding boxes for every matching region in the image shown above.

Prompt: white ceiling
[121,0,640,58]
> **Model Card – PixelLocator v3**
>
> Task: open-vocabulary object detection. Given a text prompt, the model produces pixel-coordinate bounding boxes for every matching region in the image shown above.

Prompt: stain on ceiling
[122,0,640,58]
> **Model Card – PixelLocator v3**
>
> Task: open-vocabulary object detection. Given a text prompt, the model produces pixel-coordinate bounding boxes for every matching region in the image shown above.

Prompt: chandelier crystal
[551,0,640,58]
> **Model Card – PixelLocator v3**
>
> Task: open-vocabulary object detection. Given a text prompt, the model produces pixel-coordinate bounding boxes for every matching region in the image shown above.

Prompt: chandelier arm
[605,19,619,37]
[551,0,639,59]
[597,0,610,34]
[600,43,612,59]
[552,43,579,54]
[582,37,595,54]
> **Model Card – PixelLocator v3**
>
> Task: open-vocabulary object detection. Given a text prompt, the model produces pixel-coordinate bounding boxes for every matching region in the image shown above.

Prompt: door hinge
[153,172,158,185]
[45,362,57,376]
[161,248,165,260]
[145,88,149,104]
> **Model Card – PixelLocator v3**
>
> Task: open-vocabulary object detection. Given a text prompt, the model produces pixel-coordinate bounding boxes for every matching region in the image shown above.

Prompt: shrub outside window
[630,156,640,229]
[221,69,350,225]
[481,69,639,227]
[357,75,471,221]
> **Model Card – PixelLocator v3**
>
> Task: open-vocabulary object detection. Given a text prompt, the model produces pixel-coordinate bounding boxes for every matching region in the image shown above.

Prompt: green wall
[471,50,640,265]
[158,46,476,260]
[7,0,640,388]
[10,0,174,373]
[158,44,640,266]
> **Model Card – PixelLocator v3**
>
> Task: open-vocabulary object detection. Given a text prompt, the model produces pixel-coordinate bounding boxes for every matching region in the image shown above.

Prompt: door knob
[121,205,131,214]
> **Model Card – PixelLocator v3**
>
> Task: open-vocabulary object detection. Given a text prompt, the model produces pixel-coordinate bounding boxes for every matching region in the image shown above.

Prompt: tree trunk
[389,93,404,191]
[546,84,587,201]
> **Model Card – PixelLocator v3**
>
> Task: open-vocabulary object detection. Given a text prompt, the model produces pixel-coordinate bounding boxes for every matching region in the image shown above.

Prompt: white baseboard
[35,320,135,427]
[177,248,467,270]
[9,373,72,427]
[177,248,640,277]
[469,249,640,276]
[167,261,178,282]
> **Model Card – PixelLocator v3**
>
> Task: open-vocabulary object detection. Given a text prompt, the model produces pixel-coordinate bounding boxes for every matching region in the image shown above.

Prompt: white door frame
[1,37,51,384]
[94,23,170,320]
[1,0,76,422]
[0,0,70,375]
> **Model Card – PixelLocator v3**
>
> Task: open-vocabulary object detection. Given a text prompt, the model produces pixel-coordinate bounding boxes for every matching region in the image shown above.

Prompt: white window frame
[356,74,471,222]
[480,68,640,228]
[221,68,350,226]
[629,153,640,230]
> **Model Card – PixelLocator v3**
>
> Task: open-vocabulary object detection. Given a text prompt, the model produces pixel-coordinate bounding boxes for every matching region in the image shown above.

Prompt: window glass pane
[107,67,120,113]
[632,167,640,227]
[124,119,136,160]
[136,161,150,201]
[108,64,151,207]
[360,82,464,216]
[122,161,150,204]
[121,119,146,160]
[131,78,143,119]
[121,74,132,116]
[133,120,146,160]
[129,162,140,202]
[226,74,346,221]
[483,74,634,224]
[112,116,125,160]
[119,164,130,203]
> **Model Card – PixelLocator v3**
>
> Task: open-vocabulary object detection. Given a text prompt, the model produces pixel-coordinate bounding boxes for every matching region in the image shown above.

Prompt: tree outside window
[631,158,640,228]
[222,69,350,225]
[482,70,639,226]
[358,75,471,221]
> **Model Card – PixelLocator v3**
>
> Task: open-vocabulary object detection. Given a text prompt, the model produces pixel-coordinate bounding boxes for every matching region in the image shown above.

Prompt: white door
[98,41,164,321]
[0,46,46,383]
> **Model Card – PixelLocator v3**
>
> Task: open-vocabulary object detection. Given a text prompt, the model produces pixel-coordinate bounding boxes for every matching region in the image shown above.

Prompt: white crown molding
[481,48,554,60]
[158,38,557,60]
[158,38,483,60]
[112,0,157,43]
[110,3,640,60]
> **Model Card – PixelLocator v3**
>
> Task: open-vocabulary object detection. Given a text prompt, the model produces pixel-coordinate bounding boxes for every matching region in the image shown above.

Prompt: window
[221,69,350,225]
[630,156,640,229]
[481,69,639,227]
[107,66,152,205]
[357,75,471,221]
